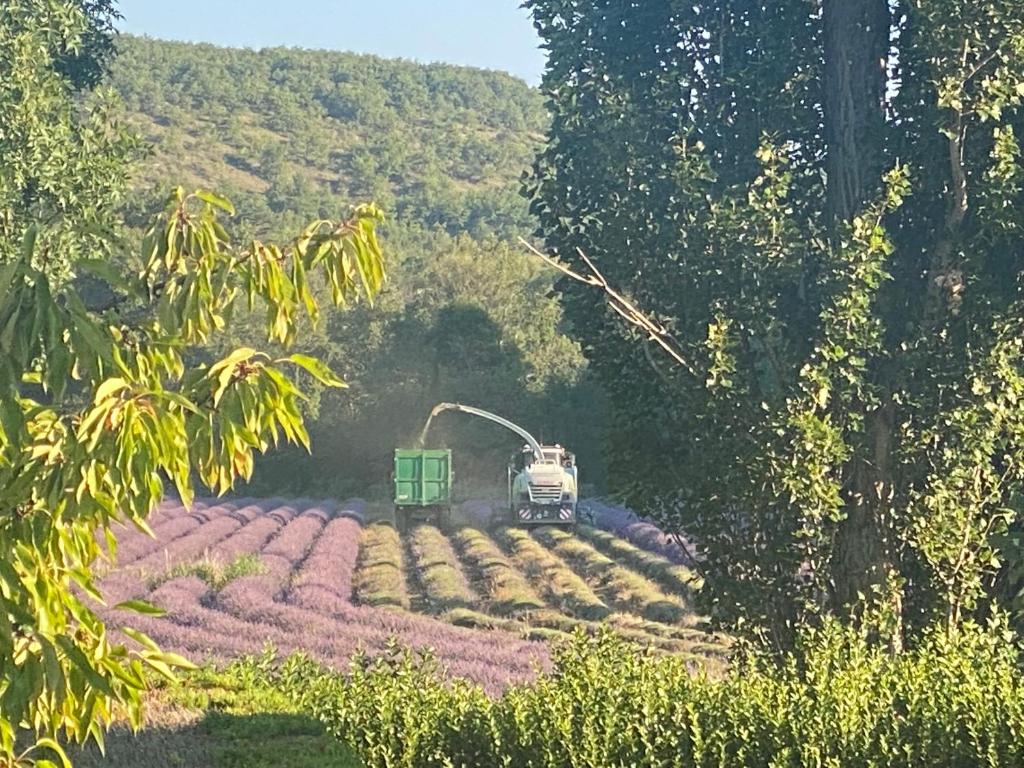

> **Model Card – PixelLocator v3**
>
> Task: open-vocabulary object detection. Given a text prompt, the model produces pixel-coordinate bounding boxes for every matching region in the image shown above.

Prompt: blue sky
[116,0,547,84]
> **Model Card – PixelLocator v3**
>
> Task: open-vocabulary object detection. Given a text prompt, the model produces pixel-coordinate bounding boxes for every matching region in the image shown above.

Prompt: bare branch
[520,237,698,377]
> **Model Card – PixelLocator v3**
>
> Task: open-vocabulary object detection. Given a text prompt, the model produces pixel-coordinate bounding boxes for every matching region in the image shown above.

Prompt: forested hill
[105,36,606,497]
[109,35,546,240]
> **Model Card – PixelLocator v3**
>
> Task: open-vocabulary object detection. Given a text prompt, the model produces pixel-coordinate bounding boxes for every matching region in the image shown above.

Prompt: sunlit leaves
[0,88,384,768]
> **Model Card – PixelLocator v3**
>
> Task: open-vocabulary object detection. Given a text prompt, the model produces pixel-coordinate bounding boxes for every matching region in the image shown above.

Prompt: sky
[115,0,548,84]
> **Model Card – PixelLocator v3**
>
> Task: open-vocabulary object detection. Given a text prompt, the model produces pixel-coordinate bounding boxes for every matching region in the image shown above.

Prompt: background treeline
[106,36,607,497]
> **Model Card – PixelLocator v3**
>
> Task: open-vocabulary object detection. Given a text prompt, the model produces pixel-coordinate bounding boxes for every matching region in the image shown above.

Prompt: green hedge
[267,624,1024,767]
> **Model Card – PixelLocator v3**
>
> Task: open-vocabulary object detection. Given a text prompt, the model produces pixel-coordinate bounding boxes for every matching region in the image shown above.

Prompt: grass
[496,527,611,620]
[408,524,478,611]
[70,665,360,768]
[576,525,700,602]
[352,522,410,609]
[146,552,267,592]
[450,526,545,615]
[534,527,689,625]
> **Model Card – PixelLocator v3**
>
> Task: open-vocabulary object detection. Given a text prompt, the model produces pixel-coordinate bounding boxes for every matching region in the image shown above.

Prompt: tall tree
[821,0,894,614]
[527,0,1024,646]
[0,3,384,764]
[58,1,120,90]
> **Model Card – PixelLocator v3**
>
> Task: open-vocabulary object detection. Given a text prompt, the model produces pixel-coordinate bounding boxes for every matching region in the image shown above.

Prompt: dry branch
[520,238,697,377]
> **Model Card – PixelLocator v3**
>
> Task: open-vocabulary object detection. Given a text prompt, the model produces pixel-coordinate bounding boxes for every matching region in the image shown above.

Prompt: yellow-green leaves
[284,354,347,388]
[0,184,385,767]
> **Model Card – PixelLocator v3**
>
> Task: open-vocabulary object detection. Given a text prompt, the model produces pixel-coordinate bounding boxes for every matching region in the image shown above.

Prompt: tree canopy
[527,0,1024,645]
[0,3,384,763]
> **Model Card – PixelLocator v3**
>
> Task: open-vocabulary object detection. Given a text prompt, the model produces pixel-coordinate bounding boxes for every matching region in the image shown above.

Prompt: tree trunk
[833,403,896,614]
[822,0,890,224]
[821,0,894,617]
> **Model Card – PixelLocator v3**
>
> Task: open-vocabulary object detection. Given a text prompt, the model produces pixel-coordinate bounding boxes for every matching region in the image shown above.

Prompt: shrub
[276,645,496,768]
[271,622,1024,768]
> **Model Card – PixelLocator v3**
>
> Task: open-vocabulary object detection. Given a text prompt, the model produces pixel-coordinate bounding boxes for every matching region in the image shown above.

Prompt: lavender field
[96,498,726,692]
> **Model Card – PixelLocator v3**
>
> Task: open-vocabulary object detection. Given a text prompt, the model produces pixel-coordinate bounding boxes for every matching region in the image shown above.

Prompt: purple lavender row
[213,578,546,693]
[260,504,333,582]
[289,512,363,611]
[109,497,262,566]
[117,574,545,693]
[583,499,698,566]
[130,502,265,572]
[105,500,216,565]
[211,507,290,562]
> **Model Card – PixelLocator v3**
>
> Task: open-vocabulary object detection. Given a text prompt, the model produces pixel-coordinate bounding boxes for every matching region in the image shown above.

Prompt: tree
[0,3,384,764]
[57,1,120,90]
[526,0,1024,647]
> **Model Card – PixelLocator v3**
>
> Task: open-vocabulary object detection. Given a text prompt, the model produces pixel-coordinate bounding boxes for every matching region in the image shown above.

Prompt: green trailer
[393,448,453,530]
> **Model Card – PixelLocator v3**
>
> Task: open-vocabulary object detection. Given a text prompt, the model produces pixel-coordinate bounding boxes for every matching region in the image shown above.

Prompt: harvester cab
[508,443,578,525]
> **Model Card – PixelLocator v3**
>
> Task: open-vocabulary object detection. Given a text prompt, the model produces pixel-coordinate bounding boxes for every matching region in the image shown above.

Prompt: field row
[96,497,725,692]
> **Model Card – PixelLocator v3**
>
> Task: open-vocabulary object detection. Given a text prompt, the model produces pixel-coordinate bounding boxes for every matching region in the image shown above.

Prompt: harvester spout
[419,402,545,461]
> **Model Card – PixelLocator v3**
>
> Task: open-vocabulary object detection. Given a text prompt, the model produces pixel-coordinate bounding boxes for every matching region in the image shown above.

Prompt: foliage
[104,34,608,496]
[1,0,141,284]
[107,36,545,243]
[525,0,1024,643]
[0,3,386,763]
[269,623,1024,768]
[58,1,119,91]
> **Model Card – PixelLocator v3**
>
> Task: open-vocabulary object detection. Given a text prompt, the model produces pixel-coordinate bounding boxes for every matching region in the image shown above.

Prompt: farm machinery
[393,403,578,530]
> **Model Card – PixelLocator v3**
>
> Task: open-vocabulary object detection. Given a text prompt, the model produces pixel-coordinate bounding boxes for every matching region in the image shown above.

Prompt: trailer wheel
[437,507,452,532]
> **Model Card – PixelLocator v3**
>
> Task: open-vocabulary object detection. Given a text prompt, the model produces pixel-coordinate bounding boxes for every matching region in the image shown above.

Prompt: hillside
[109,36,546,240]
[106,36,608,496]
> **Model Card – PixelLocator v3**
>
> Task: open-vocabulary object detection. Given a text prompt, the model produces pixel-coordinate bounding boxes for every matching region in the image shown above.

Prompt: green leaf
[54,637,116,698]
[113,599,167,617]
[194,190,235,216]
[94,376,129,404]
[77,258,132,291]
[283,354,347,388]
[121,627,161,652]
[33,738,71,768]
[21,224,38,261]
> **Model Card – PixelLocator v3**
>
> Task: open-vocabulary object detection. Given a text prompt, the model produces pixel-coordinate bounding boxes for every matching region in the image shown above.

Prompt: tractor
[393,403,578,530]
